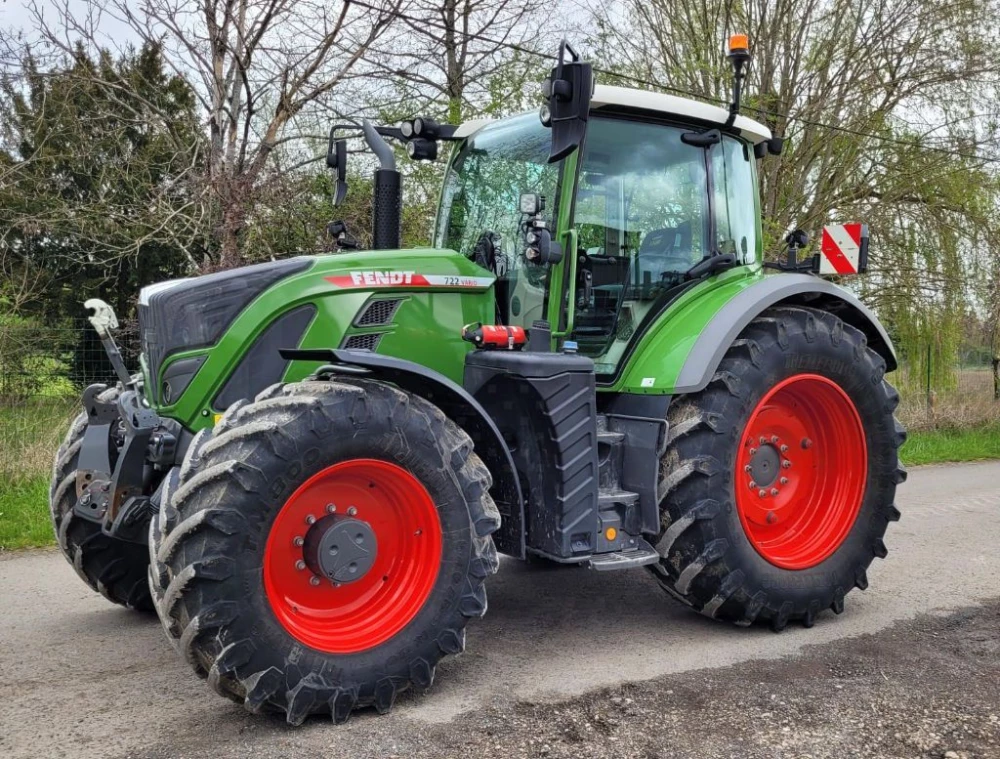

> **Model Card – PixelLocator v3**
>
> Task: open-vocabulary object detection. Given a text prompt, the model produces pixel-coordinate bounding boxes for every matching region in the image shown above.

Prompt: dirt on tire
[649,305,906,630]
[149,378,501,724]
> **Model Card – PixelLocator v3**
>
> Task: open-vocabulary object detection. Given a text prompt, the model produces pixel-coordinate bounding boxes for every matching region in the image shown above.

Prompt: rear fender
[617,272,896,395]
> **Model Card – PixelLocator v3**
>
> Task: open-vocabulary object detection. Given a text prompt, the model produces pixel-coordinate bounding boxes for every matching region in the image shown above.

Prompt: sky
[1,0,140,49]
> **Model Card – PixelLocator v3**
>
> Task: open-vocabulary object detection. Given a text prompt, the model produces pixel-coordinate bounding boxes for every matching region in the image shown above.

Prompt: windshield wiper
[685,252,737,280]
[680,128,722,148]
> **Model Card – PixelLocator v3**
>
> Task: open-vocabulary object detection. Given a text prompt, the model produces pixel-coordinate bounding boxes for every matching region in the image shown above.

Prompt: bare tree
[25,0,403,267]
[364,0,548,122]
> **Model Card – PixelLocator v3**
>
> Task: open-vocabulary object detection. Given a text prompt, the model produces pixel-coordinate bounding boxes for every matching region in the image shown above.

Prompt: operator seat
[637,220,694,288]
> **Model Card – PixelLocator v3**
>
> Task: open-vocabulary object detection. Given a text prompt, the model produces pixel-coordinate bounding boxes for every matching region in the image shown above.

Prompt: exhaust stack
[361,119,402,250]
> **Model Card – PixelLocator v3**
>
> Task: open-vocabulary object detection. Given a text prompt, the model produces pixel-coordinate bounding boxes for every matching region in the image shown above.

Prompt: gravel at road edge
[128,598,1000,759]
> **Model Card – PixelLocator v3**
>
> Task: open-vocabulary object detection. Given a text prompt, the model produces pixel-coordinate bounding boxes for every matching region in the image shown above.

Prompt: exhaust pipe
[361,119,401,250]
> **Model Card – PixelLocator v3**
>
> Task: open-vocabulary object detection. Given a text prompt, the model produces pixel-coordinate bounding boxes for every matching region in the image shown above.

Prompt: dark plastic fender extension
[280,348,526,559]
[674,274,897,394]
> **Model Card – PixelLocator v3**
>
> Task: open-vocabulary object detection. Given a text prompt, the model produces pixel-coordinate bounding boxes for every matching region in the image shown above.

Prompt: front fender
[614,270,896,395]
[283,349,526,559]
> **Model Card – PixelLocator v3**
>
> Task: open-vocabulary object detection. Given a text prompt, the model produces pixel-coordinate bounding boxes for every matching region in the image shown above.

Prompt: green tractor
[51,38,905,724]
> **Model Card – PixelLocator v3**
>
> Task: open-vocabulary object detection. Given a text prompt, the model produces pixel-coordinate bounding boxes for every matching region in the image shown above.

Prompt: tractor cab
[436,84,772,377]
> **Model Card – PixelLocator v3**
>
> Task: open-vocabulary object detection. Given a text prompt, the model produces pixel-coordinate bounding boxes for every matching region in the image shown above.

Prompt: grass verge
[900,422,1000,467]
[0,477,52,550]
[0,399,75,551]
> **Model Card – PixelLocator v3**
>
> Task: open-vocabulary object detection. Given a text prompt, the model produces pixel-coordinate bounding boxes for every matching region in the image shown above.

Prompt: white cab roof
[453,85,772,144]
[590,85,771,144]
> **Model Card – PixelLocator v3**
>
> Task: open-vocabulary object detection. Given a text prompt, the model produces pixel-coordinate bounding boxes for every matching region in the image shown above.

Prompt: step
[598,489,640,508]
[595,415,623,443]
[588,538,660,571]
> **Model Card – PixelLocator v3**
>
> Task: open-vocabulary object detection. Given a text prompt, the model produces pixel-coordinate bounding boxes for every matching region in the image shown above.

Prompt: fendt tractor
[51,37,906,724]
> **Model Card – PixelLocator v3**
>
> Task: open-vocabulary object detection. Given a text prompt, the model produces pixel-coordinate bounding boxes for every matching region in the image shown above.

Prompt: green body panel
[604,264,763,395]
[151,248,494,431]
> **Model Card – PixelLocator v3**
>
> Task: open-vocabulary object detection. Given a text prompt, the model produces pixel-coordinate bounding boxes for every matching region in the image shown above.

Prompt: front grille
[342,333,384,351]
[138,257,310,404]
[355,298,402,326]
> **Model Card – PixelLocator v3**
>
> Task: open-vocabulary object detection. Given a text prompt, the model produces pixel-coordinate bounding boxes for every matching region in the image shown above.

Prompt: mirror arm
[362,119,396,171]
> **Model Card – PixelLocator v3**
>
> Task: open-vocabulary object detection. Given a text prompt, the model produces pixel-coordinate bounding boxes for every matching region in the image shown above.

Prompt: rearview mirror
[326,129,348,206]
[541,40,594,164]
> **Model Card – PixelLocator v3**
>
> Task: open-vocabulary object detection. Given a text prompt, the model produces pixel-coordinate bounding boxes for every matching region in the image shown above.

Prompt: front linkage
[75,300,181,545]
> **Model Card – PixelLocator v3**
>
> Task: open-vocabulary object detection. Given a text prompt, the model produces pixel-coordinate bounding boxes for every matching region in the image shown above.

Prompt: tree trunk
[443,0,463,123]
[992,357,999,401]
[218,202,245,270]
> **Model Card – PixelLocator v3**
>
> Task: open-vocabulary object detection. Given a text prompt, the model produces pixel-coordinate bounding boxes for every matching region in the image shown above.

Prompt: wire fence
[1,323,997,431]
[0,321,139,402]
[894,344,1000,431]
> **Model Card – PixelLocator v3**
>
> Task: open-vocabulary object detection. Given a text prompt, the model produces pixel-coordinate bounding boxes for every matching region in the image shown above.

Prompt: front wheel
[649,305,906,630]
[149,378,500,724]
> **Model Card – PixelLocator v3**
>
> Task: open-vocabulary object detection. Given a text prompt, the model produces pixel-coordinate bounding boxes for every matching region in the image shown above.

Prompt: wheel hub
[303,515,378,584]
[263,458,443,654]
[747,443,781,488]
[734,374,868,570]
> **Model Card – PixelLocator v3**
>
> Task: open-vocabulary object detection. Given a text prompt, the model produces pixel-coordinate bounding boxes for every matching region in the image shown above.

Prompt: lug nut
[801,438,812,449]
[780,444,789,453]
[305,514,316,525]
[759,436,767,444]
[780,477,789,485]
[766,511,777,524]
[770,488,779,496]
[749,480,757,489]
[771,436,779,444]
[782,460,792,469]
[749,447,757,456]
[309,576,321,586]
[293,536,304,547]
[295,560,306,571]
[744,465,752,473]
[326,503,337,514]
[347,506,358,516]
[758,489,767,498]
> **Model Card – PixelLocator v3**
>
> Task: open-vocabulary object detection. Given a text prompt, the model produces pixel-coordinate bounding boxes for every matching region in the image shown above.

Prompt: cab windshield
[435,113,563,328]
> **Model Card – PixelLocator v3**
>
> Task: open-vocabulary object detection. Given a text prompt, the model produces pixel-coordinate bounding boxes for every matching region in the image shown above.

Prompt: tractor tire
[148,378,500,725]
[50,385,153,611]
[649,305,906,631]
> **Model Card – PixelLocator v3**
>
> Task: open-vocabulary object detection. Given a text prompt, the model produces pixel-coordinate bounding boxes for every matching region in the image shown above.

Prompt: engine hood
[138,248,495,423]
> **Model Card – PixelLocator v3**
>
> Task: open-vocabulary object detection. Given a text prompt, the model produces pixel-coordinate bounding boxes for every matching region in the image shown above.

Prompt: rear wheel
[149,378,500,724]
[649,306,906,630]
[50,386,152,611]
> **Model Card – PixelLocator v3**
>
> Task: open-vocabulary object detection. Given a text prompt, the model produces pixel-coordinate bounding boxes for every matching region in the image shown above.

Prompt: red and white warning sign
[820,223,868,275]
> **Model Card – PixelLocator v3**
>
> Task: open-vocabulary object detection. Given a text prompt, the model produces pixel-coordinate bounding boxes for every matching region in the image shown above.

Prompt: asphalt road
[2,461,999,758]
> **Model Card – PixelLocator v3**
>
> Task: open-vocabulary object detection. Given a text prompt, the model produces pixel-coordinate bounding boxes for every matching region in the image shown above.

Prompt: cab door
[567,115,759,377]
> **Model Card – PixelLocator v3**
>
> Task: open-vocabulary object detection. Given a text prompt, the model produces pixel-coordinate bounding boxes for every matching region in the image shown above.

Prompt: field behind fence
[1,322,998,433]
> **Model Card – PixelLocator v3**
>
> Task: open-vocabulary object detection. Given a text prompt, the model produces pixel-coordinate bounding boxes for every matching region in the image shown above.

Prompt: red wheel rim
[263,459,442,654]
[734,374,867,570]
